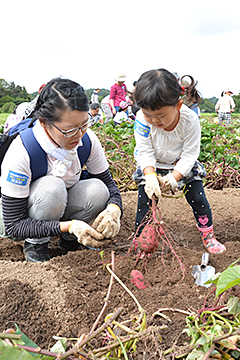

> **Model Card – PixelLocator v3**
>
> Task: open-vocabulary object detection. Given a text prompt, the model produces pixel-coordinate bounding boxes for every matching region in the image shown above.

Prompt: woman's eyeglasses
[49,113,93,138]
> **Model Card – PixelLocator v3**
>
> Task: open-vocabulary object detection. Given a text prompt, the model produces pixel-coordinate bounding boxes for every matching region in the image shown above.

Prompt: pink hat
[119,101,128,110]
[225,89,233,94]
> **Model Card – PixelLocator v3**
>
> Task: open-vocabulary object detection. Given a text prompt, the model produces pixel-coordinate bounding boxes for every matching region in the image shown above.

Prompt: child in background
[4,102,29,134]
[133,68,226,254]
[101,95,113,123]
[215,90,235,126]
[113,101,129,125]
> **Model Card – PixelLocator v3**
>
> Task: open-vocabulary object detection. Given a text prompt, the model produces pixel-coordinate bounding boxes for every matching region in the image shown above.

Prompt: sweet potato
[130,270,151,289]
[138,223,159,254]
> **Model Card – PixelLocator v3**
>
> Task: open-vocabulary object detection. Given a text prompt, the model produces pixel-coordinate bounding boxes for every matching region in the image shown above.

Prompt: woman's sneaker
[23,241,50,262]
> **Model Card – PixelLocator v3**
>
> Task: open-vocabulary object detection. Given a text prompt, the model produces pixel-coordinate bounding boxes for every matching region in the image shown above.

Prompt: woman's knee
[87,178,109,203]
[28,176,67,220]
[64,178,109,222]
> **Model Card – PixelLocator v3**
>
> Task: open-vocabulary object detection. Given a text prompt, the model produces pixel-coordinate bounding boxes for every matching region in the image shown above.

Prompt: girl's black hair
[134,68,201,111]
[33,78,89,123]
[221,91,225,97]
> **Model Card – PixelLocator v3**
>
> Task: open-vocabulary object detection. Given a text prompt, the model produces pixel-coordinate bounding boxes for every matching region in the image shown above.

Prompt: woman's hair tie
[180,86,185,96]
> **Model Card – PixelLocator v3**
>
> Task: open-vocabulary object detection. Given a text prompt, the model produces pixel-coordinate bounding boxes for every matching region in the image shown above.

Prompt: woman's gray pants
[1,175,109,245]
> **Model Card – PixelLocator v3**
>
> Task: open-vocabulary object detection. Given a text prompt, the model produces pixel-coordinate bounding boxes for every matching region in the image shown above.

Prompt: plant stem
[200,311,233,336]
[0,333,21,340]
[57,308,123,360]
[116,337,129,360]
[106,262,143,313]
[89,251,115,334]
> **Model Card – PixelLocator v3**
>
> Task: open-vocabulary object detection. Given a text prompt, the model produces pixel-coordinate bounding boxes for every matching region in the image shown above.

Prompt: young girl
[215,90,235,126]
[132,68,226,254]
[0,78,122,262]
[113,101,129,125]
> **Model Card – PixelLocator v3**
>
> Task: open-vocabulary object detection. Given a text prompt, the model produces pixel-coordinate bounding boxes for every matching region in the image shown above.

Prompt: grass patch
[0,113,10,125]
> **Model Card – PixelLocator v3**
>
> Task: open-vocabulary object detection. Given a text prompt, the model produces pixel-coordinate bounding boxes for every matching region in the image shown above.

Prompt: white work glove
[157,173,178,194]
[91,204,121,238]
[68,220,111,248]
[144,172,161,199]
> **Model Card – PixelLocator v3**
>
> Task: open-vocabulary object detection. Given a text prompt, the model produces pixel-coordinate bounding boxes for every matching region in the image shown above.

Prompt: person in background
[4,102,29,134]
[25,83,46,119]
[101,95,113,123]
[130,81,140,116]
[110,74,128,115]
[215,89,235,126]
[4,84,47,134]
[89,102,104,125]
[90,88,100,104]
[113,101,129,125]
[0,78,122,263]
[132,68,226,255]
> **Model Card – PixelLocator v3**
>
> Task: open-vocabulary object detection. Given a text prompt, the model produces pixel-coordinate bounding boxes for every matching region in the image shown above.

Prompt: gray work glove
[91,204,121,238]
[68,220,111,248]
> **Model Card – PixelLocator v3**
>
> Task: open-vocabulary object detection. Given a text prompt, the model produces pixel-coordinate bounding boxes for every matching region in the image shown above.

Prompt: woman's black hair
[33,78,89,123]
[221,91,225,97]
[134,68,201,111]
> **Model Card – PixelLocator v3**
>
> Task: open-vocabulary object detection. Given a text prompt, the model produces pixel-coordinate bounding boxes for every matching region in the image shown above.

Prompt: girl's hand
[157,173,178,193]
[144,172,161,199]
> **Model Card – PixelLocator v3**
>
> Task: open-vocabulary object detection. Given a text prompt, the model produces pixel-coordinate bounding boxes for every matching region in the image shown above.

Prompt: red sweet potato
[138,223,159,254]
[130,270,151,289]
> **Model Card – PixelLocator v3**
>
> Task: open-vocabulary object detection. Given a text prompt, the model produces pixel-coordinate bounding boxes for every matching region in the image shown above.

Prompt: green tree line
[0,79,35,113]
[0,78,239,114]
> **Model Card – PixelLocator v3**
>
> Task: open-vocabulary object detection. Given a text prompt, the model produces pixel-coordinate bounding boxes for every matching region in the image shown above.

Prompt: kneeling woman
[0,78,122,262]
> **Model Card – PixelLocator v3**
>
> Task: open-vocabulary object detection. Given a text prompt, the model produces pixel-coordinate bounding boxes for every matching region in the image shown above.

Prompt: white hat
[116,73,126,82]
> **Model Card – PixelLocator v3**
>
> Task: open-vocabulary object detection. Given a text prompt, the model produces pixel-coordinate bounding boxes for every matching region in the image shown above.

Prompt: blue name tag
[7,171,29,186]
[134,120,150,138]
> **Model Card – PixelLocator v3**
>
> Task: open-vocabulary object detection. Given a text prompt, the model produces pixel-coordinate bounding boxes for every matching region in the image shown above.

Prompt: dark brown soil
[1,188,240,359]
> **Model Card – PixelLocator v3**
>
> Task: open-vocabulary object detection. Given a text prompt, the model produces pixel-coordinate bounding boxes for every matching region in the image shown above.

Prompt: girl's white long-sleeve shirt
[215,94,235,113]
[134,104,201,176]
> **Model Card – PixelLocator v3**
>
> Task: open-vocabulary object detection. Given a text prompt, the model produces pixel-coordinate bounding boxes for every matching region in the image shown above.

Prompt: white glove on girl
[144,172,161,199]
[68,220,110,248]
[157,173,178,193]
[91,204,121,238]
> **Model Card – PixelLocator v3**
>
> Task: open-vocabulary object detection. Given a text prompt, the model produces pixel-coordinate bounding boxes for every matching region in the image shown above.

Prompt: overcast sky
[1,0,240,98]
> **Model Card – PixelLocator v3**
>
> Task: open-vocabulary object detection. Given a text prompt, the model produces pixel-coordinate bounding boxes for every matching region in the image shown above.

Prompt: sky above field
[1,0,240,98]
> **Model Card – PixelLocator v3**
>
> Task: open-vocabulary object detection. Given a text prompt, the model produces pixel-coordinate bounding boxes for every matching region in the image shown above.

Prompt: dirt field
[1,188,240,359]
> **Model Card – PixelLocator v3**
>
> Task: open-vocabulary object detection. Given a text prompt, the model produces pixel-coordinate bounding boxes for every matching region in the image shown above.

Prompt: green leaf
[204,143,213,151]
[216,266,240,297]
[13,323,41,358]
[0,342,35,359]
[50,338,67,354]
[195,337,207,346]
[228,258,240,268]
[205,272,221,286]
[186,349,205,360]
[227,295,240,316]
